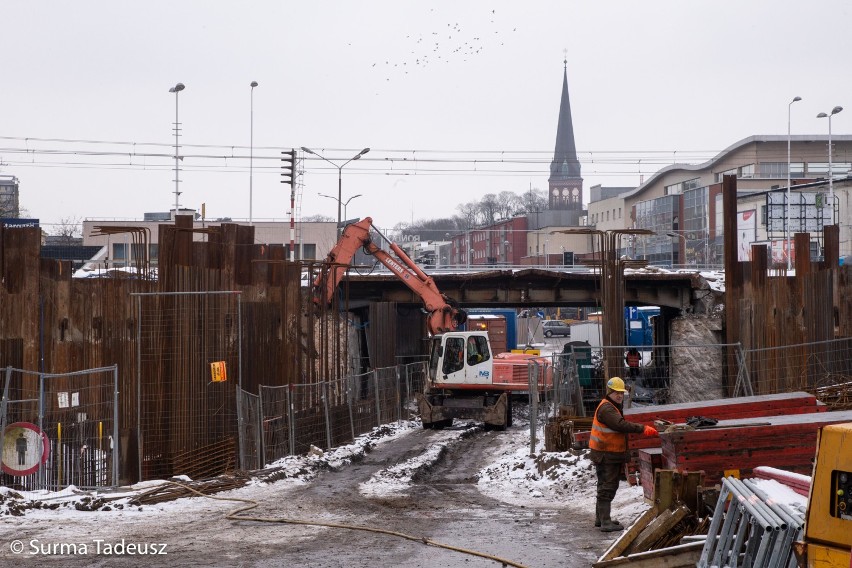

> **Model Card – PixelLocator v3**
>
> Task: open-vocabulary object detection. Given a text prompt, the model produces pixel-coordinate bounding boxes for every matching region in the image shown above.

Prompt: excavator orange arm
[312,217,467,334]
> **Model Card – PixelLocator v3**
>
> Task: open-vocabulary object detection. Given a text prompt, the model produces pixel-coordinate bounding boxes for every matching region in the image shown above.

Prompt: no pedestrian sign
[210,361,227,382]
[2,422,51,476]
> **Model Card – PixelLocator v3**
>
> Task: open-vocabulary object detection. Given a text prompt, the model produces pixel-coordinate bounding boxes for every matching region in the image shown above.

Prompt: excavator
[312,217,552,430]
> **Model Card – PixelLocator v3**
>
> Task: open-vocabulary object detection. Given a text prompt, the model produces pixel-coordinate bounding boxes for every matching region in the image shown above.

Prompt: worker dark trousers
[595,460,622,503]
[594,460,624,529]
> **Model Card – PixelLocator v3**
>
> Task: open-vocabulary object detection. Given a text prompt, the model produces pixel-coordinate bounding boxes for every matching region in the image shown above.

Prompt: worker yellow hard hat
[607,377,627,392]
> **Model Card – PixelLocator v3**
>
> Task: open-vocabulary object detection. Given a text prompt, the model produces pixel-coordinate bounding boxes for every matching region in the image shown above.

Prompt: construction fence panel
[244,364,419,464]
[134,291,242,482]
[745,337,852,399]
[257,385,291,466]
[699,476,804,568]
[326,375,355,448]
[290,381,328,455]
[0,366,119,491]
[236,386,261,471]
[582,344,749,411]
[399,361,427,419]
[349,371,379,436]
[374,366,401,425]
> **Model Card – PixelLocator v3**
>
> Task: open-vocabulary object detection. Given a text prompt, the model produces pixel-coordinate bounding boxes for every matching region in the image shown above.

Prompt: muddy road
[4,417,621,567]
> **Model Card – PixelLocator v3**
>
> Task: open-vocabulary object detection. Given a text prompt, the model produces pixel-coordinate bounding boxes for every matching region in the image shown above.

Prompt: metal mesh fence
[257,385,291,467]
[133,291,242,481]
[745,337,852,396]
[236,385,261,471]
[400,361,427,417]
[1,366,118,491]
[375,366,400,425]
[327,376,355,449]
[545,343,751,415]
[291,381,329,456]
[350,370,379,436]
[241,362,426,469]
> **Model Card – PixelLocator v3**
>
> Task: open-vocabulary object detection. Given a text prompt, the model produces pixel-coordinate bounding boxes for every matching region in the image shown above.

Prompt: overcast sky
[3,1,851,235]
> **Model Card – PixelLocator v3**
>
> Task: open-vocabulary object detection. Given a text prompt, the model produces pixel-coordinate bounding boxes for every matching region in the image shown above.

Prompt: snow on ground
[1,415,649,522]
[0,420,416,519]
[476,415,647,523]
[359,422,479,497]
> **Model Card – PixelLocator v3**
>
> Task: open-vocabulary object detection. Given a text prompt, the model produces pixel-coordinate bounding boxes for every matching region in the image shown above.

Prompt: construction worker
[589,377,658,532]
[625,347,641,378]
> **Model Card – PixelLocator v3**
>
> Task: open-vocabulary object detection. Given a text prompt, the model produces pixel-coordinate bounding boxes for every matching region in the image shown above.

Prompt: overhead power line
[0,134,765,183]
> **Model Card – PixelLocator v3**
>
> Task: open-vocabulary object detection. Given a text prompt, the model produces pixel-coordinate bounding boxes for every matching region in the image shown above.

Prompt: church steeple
[548,59,583,211]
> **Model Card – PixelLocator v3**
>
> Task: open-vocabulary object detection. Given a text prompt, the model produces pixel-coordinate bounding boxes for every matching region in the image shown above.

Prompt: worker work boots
[596,501,623,532]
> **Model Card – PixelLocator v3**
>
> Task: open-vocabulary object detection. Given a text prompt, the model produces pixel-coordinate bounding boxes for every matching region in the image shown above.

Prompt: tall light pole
[249,81,258,224]
[318,193,362,221]
[168,82,185,216]
[786,96,801,270]
[300,147,370,232]
[817,105,843,216]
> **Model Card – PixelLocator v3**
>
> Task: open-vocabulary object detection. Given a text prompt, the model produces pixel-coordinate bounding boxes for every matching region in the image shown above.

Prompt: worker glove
[643,425,658,437]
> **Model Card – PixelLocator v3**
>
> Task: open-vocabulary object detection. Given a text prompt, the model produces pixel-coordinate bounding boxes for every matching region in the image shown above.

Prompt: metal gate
[0,365,119,490]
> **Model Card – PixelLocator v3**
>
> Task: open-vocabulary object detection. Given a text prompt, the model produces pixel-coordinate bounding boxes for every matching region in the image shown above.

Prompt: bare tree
[456,201,480,229]
[516,187,548,215]
[301,214,335,222]
[0,196,20,218]
[51,217,83,245]
[496,191,520,219]
[479,193,500,225]
[398,217,460,241]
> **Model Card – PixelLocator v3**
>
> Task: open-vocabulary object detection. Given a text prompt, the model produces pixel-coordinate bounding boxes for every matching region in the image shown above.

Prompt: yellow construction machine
[798,422,852,567]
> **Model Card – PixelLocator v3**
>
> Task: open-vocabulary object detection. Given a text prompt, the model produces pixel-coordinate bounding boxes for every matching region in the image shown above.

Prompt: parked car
[542,320,571,338]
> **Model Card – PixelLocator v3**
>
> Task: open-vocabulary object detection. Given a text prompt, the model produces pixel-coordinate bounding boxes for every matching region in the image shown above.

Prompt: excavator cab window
[466,335,491,366]
[442,337,465,375]
[428,338,443,380]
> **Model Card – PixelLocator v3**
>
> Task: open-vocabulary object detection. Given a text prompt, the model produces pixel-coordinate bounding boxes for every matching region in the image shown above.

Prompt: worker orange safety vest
[589,399,627,453]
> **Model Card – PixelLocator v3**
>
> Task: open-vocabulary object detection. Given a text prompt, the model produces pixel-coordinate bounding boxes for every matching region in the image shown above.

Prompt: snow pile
[478,432,596,503]
[360,423,478,497]
[476,424,646,523]
[255,419,423,486]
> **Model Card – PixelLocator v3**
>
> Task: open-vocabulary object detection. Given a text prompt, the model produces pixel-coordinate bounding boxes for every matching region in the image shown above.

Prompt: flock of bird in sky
[371,8,517,81]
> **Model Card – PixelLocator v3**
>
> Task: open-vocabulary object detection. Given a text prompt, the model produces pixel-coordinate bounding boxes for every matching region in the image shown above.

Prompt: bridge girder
[343,268,710,312]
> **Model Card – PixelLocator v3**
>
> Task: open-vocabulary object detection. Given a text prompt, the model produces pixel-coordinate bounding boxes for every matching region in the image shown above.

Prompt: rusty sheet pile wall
[0,217,345,485]
[720,179,852,396]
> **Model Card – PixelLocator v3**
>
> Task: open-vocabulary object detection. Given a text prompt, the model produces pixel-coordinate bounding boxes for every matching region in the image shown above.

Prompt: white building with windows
[82,214,337,269]
[586,135,852,266]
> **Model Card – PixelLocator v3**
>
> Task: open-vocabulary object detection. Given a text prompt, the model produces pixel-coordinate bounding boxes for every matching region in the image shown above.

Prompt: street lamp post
[300,147,370,232]
[318,193,362,222]
[168,82,185,215]
[249,81,258,224]
[786,96,801,270]
[817,106,843,215]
